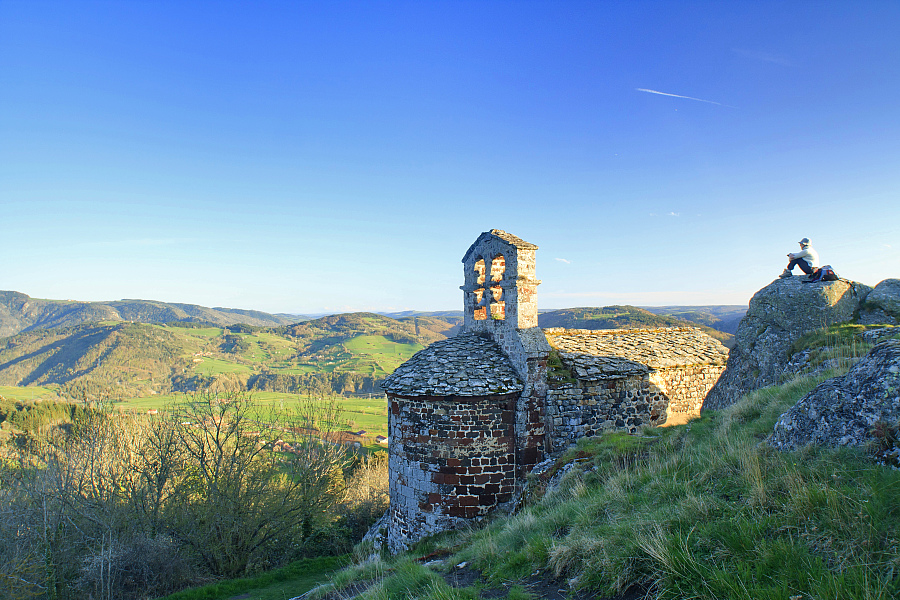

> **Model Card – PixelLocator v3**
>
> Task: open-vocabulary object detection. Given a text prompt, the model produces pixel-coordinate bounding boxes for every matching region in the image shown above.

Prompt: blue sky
[2,1,898,315]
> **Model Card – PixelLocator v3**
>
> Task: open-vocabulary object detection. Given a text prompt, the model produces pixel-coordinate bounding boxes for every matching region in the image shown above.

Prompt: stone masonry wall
[546,374,663,451]
[386,392,518,553]
[651,365,726,414]
[545,365,725,451]
[493,326,551,474]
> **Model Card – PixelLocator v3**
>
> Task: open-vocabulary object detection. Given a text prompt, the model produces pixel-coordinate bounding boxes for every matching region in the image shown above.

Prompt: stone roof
[381,332,524,397]
[462,229,537,262]
[544,327,729,380]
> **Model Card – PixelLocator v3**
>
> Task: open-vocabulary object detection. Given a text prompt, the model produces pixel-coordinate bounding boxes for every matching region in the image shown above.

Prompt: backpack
[805,265,838,283]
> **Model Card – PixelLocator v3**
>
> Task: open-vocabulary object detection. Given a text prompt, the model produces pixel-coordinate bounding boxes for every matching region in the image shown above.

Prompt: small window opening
[474,258,486,285]
[490,255,505,282]
[490,286,505,320]
[473,258,487,320]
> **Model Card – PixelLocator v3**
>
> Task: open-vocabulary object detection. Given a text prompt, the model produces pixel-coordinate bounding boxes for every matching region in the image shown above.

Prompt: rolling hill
[640,304,747,334]
[0,290,308,337]
[0,312,462,400]
[0,291,738,402]
[538,305,736,346]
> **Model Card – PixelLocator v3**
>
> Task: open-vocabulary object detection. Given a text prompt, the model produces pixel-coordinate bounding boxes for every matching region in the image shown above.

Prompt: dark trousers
[787,258,814,275]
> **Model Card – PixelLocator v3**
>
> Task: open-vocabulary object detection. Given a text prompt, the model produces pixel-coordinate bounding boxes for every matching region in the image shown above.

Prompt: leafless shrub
[76,535,199,600]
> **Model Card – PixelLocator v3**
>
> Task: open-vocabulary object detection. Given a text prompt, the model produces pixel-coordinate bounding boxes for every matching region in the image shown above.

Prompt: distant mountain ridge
[639,305,747,335]
[0,291,309,337]
[537,305,740,347]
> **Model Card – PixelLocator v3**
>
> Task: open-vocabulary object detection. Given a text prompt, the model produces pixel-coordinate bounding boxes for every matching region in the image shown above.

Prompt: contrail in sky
[635,88,730,106]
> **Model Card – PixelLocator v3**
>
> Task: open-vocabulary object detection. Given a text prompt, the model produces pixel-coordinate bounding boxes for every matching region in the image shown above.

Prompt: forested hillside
[641,304,747,334]
[0,312,462,400]
[1,291,739,403]
[0,290,307,337]
[538,305,735,346]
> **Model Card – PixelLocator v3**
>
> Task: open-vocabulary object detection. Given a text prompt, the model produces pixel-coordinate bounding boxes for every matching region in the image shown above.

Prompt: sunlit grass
[451,375,900,599]
[157,555,346,600]
[0,384,65,402]
[318,367,900,600]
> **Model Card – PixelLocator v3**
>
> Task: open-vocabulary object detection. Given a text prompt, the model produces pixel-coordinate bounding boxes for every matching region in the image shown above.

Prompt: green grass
[107,392,389,442]
[315,370,900,600]
[452,375,900,599]
[787,323,899,378]
[176,326,225,338]
[192,357,256,375]
[0,384,65,401]
[336,396,389,438]
[156,555,346,600]
[307,557,476,600]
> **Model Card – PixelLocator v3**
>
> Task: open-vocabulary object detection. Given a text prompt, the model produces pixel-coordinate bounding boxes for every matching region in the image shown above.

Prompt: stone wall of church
[651,365,727,414]
[544,364,726,451]
[385,392,519,554]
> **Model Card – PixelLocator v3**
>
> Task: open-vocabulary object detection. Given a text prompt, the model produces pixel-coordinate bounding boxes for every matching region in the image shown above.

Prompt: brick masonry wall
[545,365,726,451]
[386,392,519,553]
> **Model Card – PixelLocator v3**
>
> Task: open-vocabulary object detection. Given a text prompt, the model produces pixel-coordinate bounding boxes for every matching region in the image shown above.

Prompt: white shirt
[792,245,819,268]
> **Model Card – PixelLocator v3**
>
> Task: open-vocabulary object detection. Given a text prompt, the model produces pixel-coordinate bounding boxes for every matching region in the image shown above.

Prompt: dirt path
[442,563,648,600]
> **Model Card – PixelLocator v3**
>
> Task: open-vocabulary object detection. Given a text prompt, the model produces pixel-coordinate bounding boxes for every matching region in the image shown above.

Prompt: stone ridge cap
[543,326,702,336]
[462,229,538,262]
[488,229,538,250]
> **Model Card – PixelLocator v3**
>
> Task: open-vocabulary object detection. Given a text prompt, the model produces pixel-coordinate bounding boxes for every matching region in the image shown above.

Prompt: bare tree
[165,391,350,577]
[0,391,354,596]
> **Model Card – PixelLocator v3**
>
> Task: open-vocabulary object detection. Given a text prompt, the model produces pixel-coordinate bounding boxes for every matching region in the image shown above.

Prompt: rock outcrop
[769,339,900,450]
[859,279,900,325]
[703,276,872,411]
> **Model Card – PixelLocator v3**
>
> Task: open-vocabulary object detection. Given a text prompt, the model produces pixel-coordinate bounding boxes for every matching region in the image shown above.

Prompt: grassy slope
[451,378,899,599]
[156,555,347,600]
[0,322,202,396]
[307,330,900,600]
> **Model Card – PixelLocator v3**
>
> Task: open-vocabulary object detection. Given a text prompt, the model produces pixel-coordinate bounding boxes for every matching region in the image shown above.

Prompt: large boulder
[859,279,900,325]
[703,276,872,411]
[769,339,900,450]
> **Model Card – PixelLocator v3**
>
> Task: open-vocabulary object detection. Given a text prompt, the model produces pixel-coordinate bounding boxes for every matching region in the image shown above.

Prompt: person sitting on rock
[780,237,819,279]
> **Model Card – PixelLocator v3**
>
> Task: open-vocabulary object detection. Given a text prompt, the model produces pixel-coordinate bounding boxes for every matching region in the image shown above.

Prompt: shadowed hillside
[640,304,747,334]
[0,290,308,337]
[0,312,462,400]
[538,305,735,346]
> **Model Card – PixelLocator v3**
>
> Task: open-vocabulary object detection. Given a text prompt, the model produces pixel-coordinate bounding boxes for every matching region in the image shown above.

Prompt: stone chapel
[381,230,727,552]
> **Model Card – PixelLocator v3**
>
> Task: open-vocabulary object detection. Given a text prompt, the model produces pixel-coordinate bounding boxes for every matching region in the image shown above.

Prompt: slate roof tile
[381,332,523,396]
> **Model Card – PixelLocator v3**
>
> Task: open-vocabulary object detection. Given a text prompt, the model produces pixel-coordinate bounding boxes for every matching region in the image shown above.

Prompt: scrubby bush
[0,392,385,599]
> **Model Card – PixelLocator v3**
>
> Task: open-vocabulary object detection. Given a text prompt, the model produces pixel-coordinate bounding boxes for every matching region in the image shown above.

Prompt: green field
[192,356,256,375]
[0,384,65,402]
[109,390,390,442]
[340,335,423,374]
[178,326,224,338]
